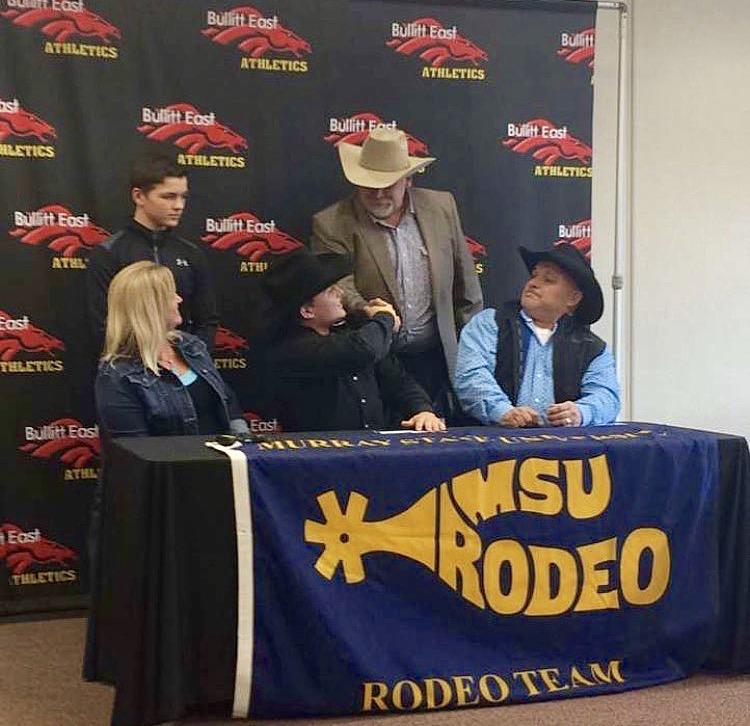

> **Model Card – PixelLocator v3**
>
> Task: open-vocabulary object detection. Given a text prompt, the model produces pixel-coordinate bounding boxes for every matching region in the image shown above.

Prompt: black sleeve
[273,314,395,377]
[86,246,118,358]
[225,383,244,420]
[188,246,219,350]
[376,354,433,419]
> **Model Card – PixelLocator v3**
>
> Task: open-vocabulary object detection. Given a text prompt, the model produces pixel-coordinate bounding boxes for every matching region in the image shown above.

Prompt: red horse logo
[19,418,100,468]
[202,5,311,58]
[323,113,430,156]
[8,205,109,256]
[386,18,487,67]
[137,103,248,154]
[0,106,56,143]
[465,236,486,260]
[502,119,591,166]
[555,219,592,261]
[214,326,249,354]
[0,311,65,361]
[0,523,76,575]
[201,213,303,261]
[557,28,595,70]
[0,7,121,43]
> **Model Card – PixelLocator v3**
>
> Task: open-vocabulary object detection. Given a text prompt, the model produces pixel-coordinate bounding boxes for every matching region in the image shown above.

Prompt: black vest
[494,302,605,405]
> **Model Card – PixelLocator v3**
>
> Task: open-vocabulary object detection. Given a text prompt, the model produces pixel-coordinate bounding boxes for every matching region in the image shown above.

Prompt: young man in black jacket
[258,250,445,433]
[86,153,218,355]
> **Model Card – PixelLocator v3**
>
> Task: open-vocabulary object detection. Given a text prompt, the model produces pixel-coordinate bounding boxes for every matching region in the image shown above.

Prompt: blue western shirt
[453,308,620,425]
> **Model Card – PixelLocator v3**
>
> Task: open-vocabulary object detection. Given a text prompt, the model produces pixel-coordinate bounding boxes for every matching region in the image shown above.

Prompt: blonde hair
[101,261,179,374]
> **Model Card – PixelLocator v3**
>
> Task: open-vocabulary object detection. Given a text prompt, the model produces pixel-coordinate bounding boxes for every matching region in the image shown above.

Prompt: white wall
[596,0,750,439]
[590,6,623,410]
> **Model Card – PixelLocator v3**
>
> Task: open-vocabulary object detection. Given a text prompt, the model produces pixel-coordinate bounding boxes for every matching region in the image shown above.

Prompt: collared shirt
[369,195,438,353]
[515,310,557,424]
[453,308,620,426]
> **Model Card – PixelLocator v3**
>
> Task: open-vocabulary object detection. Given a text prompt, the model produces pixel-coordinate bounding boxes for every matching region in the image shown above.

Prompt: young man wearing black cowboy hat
[257,249,445,433]
[453,245,620,428]
[311,126,483,417]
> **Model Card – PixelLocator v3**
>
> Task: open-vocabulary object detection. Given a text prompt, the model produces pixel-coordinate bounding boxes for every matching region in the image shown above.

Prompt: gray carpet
[0,614,748,726]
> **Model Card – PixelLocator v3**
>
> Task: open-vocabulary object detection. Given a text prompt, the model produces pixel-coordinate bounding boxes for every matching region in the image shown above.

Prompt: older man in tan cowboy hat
[311,126,483,421]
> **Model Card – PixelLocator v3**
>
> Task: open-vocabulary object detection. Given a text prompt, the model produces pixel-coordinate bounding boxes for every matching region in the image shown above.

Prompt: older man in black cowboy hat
[257,248,445,433]
[453,245,620,427]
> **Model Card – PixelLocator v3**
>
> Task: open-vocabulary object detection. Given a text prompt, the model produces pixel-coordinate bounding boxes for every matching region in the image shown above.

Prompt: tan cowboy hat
[338,126,435,188]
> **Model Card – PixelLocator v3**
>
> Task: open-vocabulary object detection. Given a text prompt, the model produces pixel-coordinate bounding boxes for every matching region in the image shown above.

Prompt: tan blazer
[311,188,483,376]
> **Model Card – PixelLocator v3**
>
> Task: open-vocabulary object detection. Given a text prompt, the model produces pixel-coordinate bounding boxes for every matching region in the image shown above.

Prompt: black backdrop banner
[0,0,596,613]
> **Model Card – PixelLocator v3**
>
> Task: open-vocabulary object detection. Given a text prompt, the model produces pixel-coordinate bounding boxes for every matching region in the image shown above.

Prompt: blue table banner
[236,424,719,717]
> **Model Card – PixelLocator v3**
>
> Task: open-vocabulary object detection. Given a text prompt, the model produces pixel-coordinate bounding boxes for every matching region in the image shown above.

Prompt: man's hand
[547,401,582,427]
[363,298,401,333]
[363,297,390,310]
[401,411,446,432]
[499,406,541,428]
[363,298,395,318]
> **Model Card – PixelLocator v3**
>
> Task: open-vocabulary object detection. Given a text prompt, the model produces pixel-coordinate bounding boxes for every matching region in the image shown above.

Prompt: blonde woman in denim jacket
[94,261,247,439]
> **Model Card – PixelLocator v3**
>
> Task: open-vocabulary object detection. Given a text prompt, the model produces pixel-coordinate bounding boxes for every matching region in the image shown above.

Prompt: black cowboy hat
[249,249,351,340]
[519,244,603,325]
[262,248,351,312]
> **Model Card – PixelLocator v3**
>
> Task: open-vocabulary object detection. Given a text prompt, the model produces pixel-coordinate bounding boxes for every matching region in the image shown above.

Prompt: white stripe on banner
[205,441,254,718]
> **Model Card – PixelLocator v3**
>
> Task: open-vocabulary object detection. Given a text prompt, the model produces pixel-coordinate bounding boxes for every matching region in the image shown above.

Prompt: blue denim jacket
[95,332,247,438]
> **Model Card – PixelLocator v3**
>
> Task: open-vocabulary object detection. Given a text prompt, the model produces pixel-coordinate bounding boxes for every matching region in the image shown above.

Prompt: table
[85,424,750,726]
